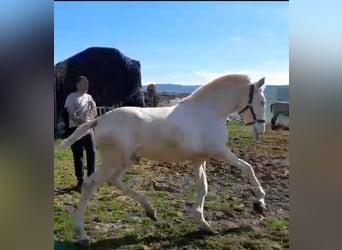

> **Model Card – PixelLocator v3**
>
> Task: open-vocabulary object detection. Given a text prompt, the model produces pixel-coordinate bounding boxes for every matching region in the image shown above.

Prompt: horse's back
[93,106,176,149]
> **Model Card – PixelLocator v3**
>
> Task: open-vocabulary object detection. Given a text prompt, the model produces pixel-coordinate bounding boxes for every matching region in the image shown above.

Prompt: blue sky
[54,2,288,86]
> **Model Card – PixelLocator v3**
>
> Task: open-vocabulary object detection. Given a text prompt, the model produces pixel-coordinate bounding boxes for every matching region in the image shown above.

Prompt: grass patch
[54,208,75,242]
[226,120,257,147]
[266,218,289,230]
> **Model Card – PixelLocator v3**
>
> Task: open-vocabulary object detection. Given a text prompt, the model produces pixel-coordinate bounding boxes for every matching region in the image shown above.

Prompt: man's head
[76,76,89,93]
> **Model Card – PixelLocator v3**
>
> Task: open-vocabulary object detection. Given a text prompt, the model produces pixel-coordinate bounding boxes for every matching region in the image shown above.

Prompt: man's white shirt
[64,92,97,128]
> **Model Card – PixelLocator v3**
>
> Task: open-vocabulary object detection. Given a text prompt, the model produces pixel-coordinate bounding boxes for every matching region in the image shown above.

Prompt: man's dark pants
[67,127,96,185]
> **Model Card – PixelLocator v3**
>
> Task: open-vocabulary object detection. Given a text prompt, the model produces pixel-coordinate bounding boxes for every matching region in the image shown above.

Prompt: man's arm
[88,96,98,118]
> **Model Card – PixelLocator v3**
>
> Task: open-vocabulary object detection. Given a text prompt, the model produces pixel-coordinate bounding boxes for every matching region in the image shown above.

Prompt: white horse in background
[58,74,267,245]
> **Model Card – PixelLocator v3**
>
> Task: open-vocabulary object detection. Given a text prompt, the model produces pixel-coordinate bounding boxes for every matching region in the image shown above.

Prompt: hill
[143,84,289,102]
[142,84,200,94]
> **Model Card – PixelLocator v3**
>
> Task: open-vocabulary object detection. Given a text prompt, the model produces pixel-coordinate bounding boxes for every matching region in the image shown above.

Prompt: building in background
[264,85,289,122]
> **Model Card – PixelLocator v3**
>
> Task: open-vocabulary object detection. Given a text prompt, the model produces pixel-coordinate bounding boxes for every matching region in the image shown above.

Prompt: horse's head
[238,77,266,140]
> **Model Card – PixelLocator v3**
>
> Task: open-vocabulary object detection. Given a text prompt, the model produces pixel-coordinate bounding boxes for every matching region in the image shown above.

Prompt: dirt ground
[143,128,290,249]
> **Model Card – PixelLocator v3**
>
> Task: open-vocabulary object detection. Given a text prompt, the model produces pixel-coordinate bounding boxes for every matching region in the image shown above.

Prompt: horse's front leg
[214,149,266,214]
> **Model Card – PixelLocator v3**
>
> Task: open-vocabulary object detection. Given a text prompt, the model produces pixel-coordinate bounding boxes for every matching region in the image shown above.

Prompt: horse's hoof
[79,238,90,247]
[146,210,158,221]
[253,202,266,215]
[150,215,158,222]
[198,225,216,235]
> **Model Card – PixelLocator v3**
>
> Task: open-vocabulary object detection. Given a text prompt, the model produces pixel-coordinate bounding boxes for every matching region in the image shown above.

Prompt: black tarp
[54,47,145,136]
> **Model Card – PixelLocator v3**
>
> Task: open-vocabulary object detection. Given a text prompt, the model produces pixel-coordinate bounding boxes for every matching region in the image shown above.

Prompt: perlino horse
[58,74,267,245]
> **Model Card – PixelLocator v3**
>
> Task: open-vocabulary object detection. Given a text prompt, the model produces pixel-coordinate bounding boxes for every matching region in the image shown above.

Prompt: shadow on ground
[54,226,252,250]
[54,186,79,196]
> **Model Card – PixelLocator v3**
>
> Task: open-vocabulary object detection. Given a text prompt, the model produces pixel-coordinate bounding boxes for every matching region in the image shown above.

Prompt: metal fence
[96,103,123,116]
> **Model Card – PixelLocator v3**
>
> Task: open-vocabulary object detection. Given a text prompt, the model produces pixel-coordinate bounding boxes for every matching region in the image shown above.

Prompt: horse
[226,112,242,123]
[270,102,289,129]
[57,74,267,246]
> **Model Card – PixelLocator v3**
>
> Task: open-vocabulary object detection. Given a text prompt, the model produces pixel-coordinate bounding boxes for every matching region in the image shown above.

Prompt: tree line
[143,84,160,107]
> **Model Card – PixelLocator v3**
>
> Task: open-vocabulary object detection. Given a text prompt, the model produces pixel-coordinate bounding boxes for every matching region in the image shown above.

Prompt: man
[64,76,97,192]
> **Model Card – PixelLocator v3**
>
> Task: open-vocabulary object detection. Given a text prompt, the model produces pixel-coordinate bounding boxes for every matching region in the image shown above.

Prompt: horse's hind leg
[190,160,214,233]
[110,153,156,220]
[130,145,142,164]
[74,170,105,245]
[74,146,118,245]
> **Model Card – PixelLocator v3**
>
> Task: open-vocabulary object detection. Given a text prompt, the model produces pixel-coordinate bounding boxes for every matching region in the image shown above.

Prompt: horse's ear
[256,77,265,88]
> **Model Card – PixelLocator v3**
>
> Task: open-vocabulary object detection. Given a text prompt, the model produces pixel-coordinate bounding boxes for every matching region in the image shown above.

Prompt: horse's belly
[144,154,189,162]
[139,139,200,162]
[137,119,208,162]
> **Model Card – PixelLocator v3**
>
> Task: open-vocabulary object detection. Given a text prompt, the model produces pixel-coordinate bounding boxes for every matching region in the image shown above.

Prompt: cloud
[228,36,243,42]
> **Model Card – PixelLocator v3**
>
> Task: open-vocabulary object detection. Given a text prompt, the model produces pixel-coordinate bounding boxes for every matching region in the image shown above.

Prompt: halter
[238,84,266,126]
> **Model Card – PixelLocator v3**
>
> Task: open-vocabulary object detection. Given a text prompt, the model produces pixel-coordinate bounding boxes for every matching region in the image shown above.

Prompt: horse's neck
[186,85,245,119]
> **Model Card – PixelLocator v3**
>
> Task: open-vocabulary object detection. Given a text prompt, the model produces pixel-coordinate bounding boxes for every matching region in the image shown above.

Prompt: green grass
[54,121,289,249]
[266,218,289,230]
[227,120,250,137]
[226,120,258,147]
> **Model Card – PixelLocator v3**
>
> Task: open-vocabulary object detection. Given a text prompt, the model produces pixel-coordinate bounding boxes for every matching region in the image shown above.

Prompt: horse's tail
[57,119,98,151]
[270,103,274,113]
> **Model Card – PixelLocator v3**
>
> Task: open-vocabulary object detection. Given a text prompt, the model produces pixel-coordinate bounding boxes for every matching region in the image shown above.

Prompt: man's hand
[72,116,86,125]
[88,100,97,118]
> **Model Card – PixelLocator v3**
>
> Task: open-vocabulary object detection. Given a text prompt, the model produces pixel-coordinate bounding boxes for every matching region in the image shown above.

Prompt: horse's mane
[181,74,251,103]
